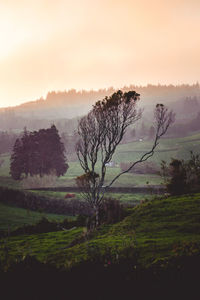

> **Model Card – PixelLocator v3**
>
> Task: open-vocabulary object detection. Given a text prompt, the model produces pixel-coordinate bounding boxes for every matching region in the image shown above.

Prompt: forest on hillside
[0,84,200,132]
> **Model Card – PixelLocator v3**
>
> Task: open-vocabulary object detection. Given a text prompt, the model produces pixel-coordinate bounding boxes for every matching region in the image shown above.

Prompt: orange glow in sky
[0,0,200,107]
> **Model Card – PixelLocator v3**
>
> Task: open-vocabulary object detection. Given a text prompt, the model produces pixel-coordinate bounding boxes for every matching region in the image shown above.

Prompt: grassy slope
[0,228,83,265]
[1,193,200,270]
[0,203,71,231]
[113,132,200,163]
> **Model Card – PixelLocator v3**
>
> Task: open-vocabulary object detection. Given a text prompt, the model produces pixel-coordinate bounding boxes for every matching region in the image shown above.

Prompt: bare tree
[76,91,175,226]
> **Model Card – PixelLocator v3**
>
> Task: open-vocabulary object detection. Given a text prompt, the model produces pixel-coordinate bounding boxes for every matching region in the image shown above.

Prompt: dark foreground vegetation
[1,192,200,299]
[1,254,200,300]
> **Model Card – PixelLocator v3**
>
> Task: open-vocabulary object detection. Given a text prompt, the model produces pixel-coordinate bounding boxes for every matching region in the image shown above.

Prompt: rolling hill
[1,192,200,299]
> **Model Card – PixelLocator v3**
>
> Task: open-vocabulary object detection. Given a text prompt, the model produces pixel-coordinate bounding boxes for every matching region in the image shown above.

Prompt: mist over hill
[0,83,200,132]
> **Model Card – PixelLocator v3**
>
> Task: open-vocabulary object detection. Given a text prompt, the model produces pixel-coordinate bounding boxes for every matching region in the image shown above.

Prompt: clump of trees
[10,125,68,180]
[160,152,200,195]
[76,90,174,226]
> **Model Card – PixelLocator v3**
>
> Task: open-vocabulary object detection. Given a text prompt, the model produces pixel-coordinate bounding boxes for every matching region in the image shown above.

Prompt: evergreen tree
[10,125,68,180]
[10,138,23,180]
[46,125,68,176]
[20,128,31,177]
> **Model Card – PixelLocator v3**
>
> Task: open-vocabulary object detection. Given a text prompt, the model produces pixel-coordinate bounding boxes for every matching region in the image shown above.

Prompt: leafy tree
[166,159,187,195]
[76,90,174,226]
[162,152,200,195]
[10,125,68,180]
[186,151,200,190]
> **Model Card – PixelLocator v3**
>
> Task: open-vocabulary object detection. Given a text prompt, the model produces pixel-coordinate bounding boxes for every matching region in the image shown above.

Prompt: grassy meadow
[0,227,84,263]
[1,131,200,189]
[0,131,199,234]
[29,189,153,204]
[1,193,200,270]
[0,203,69,232]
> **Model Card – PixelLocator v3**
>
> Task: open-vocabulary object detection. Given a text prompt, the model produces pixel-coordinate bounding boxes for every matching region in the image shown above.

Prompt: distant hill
[0,83,200,131]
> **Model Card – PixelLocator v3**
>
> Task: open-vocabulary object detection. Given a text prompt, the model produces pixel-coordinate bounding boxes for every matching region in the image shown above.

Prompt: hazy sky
[0,0,199,107]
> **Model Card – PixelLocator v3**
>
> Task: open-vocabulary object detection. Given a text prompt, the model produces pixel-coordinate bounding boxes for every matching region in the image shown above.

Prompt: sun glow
[0,15,29,60]
[0,0,199,108]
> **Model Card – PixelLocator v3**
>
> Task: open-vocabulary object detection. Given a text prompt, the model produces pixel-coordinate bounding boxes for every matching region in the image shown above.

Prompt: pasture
[0,202,70,232]
[1,131,199,189]
[29,189,153,204]
[1,193,200,270]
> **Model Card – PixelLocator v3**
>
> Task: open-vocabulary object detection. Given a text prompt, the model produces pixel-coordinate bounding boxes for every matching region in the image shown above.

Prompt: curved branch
[102,105,175,193]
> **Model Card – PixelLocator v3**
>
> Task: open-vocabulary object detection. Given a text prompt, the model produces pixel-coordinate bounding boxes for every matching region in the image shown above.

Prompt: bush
[0,187,92,216]
[161,152,200,195]
[167,159,187,195]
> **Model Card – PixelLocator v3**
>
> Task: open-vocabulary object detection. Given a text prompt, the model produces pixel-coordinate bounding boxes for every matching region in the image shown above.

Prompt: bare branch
[104,104,175,191]
[75,90,175,227]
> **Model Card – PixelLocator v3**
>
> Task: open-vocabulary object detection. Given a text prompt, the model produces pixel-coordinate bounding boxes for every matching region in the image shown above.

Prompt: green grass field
[0,203,71,232]
[1,131,199,189]
[104,192,153,203]
[48,131,200,187]
[113,132,200,163]
[0,227,84,263]
[1,193,200,271]
[29,189,153,204]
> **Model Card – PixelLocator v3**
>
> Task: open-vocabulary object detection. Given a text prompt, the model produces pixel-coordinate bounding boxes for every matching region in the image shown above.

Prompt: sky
[0,0,200,108]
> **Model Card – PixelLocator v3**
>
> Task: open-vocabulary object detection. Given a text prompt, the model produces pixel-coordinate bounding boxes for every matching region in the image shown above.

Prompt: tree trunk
[95,206,99,227]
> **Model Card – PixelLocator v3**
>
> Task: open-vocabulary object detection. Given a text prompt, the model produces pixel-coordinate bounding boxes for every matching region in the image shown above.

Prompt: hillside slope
[1,193,200,299]
[1,193,200,269]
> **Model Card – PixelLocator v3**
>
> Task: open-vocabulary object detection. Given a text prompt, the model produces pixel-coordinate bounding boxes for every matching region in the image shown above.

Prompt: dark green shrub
[161,152,200,195]
[167,159,187,195]
[0,186,92,216]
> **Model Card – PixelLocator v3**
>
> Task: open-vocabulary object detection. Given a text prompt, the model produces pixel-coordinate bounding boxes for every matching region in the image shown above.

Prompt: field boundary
[27,185,166,194]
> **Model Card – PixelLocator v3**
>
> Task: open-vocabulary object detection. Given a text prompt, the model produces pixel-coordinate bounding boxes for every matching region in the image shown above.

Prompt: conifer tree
[10,138,23,180]
[10,125,68,179]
